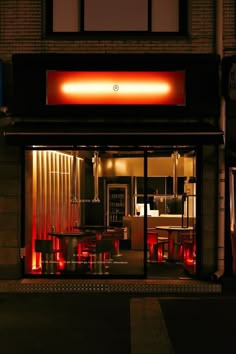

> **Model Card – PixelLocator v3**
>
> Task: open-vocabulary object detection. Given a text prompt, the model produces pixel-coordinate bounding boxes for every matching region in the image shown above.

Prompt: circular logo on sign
[113,84,119,91]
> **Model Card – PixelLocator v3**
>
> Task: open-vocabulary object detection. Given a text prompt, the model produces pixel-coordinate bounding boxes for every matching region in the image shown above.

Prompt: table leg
[113,239,122,257]
[41,253,56,274]
[66,237,78,271]
[168,231,181,261]
[95,252,103,274]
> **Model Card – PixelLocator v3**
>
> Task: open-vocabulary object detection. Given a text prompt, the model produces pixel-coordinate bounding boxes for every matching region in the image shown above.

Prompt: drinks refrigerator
[106,184,128,227]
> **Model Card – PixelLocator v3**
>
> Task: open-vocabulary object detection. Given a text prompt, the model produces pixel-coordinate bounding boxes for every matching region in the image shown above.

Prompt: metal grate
[0,279,222,294]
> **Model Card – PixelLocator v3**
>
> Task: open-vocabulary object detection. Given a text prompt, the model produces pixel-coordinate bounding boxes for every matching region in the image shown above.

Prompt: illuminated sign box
[46,71,185,105]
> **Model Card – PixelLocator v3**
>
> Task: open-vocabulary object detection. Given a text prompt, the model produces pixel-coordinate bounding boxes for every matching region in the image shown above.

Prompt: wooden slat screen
[25,150,81,272]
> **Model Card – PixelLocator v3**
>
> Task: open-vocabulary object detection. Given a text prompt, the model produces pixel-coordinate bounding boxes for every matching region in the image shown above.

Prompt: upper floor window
[44,0,188,38]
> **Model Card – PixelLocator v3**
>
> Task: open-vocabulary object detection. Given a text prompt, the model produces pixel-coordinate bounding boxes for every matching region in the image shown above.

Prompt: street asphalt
[0,292,236,354]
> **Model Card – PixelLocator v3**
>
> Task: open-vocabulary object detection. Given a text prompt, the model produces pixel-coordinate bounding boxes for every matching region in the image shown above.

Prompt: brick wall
[224,0,236,55]
[0,136,21,278]
[0,0,218,61]
[201,145,219,275]
[0,1,234,59]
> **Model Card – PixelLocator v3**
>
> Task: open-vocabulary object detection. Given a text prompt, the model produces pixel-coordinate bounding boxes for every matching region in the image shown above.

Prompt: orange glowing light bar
[46,71,185,105]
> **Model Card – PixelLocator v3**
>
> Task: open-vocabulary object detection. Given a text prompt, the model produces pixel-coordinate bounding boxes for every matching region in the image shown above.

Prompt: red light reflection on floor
[58,259,65,271]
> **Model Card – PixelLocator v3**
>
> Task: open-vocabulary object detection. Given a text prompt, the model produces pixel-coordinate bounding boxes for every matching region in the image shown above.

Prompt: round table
[48,231,96,272]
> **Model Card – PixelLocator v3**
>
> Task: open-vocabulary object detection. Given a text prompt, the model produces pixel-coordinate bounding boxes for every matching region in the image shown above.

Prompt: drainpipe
[211,0,225,280]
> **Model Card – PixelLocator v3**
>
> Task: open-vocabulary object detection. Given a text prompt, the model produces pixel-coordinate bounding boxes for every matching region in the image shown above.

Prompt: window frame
[43,0,189,40]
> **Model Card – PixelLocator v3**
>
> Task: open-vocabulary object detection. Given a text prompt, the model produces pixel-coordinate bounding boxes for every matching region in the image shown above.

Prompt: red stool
[181,231,196,271]
[88,239,114,274]
[35,239,62,274]
[157,236,169,262]
[147,230,168,262]
[147,231,158,262]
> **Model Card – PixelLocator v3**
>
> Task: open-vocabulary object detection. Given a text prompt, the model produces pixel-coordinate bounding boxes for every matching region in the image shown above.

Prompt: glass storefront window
[24,146,196,279]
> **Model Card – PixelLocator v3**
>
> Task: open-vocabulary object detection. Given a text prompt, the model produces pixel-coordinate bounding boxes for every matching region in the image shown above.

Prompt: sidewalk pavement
[1,292,236,354]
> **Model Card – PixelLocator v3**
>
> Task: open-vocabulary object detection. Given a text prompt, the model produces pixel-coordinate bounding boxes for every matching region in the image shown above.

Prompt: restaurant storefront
[3,53,224,280]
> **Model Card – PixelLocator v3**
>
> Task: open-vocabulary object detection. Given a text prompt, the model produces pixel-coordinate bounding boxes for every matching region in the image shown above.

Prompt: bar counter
[123,215,195,250]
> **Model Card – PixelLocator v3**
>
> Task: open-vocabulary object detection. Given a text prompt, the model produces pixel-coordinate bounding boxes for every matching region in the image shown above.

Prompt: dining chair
[35,239,62,274]
[180,231,196,267]
[102,228,124,257]
[88,239,114,275]
[147,229,168,262]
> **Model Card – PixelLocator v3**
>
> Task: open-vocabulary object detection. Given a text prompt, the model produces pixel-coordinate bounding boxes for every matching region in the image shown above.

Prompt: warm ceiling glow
[46,71,185,105]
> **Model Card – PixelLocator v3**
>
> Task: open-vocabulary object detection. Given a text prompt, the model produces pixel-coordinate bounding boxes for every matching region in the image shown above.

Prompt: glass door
[145,149,197,279]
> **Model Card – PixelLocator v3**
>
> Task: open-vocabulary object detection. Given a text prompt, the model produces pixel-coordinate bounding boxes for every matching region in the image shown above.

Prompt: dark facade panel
[222,55,236,118]
[222,56,236,163]
[4,121,224,146]
[12,53,220,120]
